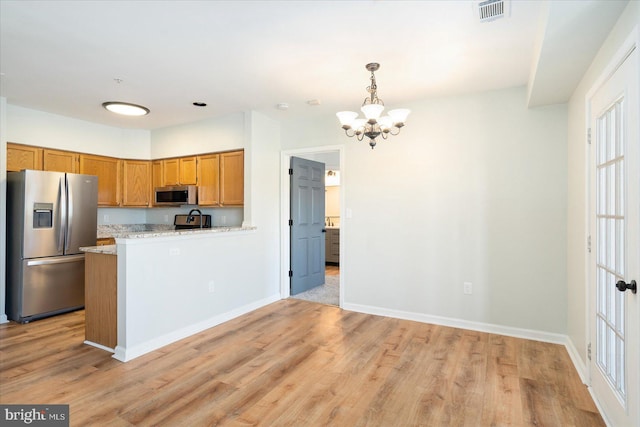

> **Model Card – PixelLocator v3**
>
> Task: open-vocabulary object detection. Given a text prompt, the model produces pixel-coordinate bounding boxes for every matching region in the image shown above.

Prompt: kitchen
[1,108,283,361]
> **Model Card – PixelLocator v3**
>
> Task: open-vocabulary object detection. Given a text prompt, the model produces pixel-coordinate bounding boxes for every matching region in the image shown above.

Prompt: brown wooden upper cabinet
[7,143,244,208]
[161,156,197,186]
[7,143,43,172]
[196,153,220,206]
[79,154,121,207]
[122,160,151,207]
[151,160,163,190]
[220,150,244,206]
[43,149,79,173]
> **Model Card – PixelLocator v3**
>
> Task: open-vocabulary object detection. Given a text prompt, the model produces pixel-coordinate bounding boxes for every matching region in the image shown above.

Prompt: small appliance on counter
[174,209,211,230]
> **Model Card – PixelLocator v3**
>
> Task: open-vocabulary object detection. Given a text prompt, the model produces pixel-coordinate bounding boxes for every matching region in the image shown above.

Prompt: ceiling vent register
[476,0,509,23]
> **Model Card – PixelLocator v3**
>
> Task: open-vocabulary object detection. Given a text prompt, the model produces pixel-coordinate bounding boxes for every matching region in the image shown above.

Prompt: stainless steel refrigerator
[6,170,98,323]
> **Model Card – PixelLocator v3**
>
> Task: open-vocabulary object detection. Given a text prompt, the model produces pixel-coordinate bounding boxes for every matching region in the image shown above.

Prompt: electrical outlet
[103,214,110,223]
[464,282,473,295]
[221,215,226,225]
[164,214,169,222]
[169,248,180,256]
[208,281,215,293]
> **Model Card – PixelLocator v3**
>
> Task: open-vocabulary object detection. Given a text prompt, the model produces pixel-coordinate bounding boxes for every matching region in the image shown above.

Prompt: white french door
[589,44,639,427]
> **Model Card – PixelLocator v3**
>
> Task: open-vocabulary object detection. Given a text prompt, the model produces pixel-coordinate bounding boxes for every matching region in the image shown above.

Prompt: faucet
[187,208,203,228]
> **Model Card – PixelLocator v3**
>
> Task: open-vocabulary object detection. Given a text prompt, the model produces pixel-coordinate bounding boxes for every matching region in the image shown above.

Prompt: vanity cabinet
[7,143,43,171]
[325,228,340,264]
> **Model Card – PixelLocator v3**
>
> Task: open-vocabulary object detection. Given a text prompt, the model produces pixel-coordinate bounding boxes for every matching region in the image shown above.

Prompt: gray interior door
[290,156,325,295]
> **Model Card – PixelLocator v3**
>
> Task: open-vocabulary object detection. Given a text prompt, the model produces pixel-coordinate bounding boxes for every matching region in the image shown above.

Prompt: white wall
[150,112,245,158]
[326,186,340,218]
[6,105,151,158]
[116,111,282,360]
[282,86,568,334]
[566,1,640,367]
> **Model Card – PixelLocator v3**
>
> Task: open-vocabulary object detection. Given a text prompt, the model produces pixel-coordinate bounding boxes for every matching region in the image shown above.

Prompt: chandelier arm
[380,132,389,140]
[344,128,356,138]
[356,133,364,142]
[388,127,401,136]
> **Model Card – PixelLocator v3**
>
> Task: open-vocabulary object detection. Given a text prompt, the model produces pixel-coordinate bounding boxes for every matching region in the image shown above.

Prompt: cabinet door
[179,156,197,185]
[220,150,244,206]
[152,160,163,188]
[122,160,151,207]
[196,154,219,205]
[161,156,197,186]
[7,143,43,171]
[43,149,79,173]
[79,154,121,207]
[162,158,179,186]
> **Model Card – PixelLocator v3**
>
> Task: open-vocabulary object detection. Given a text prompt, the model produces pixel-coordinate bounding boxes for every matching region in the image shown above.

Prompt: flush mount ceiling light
[102,101,150,116]
[336,63,410,149]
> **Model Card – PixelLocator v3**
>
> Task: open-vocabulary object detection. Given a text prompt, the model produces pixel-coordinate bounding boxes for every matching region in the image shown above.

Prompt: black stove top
[174,214,211,230]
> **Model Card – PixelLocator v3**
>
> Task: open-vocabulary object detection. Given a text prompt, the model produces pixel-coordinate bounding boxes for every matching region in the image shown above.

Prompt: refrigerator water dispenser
[33,203,53,228]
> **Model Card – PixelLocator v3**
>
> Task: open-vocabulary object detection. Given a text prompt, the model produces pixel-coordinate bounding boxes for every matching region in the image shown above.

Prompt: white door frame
[280,145,345,305]
[585,25,639,425]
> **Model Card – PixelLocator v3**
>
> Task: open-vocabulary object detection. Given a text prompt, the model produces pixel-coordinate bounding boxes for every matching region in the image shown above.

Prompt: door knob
[616,279,637,294]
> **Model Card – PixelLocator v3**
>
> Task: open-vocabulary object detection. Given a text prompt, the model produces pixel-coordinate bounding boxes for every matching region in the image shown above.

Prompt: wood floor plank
[0,300,605,426]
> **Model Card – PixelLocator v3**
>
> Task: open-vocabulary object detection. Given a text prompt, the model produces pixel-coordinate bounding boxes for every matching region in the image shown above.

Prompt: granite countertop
[97,224,174,239]
[112,226,255,239]
[80,245,116,255]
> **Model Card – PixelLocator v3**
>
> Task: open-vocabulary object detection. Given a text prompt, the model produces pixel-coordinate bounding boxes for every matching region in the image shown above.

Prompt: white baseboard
[0,314,8,324]
[342,303,611,419]
[113,293,280,362]
[563,337,588,384]
[342,302,568,344]
[84,340,115,354]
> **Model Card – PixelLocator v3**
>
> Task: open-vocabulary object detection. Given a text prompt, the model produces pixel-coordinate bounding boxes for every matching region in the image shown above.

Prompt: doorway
[280,146,344,307]
[587,39,639,426]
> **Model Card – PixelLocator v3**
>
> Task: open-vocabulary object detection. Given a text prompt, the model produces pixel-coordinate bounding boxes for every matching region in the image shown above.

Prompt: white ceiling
[0,0,629,130]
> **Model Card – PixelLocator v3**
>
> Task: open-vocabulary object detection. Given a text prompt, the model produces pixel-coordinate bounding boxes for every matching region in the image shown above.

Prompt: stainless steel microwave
[154,185,198,206]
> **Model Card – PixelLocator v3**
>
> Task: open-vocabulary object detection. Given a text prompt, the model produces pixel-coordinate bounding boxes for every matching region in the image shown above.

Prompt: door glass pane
[595,99,626,402]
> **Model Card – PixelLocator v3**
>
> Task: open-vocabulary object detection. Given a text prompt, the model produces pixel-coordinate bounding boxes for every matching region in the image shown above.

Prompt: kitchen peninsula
[80,224,275,363]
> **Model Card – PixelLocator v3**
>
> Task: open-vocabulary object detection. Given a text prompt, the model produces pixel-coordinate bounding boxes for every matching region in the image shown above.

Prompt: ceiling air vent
[475,0,510,23]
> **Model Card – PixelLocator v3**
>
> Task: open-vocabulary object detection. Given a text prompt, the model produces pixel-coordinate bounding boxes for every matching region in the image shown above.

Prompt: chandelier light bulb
[352,119,366,134]
[336,111,358,129]
[388,108,411,126]
[361,104,384,122]
[378,116,393,132]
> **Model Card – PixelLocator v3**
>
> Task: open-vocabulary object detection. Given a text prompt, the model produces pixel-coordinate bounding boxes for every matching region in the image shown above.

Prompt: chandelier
[336,63,410,149]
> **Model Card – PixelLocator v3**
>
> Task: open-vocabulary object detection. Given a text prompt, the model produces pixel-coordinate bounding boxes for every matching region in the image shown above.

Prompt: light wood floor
[0,300,604,426]
[326,264,339,276]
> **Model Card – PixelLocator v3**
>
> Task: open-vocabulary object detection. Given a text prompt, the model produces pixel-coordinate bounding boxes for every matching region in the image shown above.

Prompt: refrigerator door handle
[58,177,66,252]
[27,254,85,266]
[66,176,73,252]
